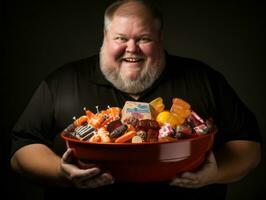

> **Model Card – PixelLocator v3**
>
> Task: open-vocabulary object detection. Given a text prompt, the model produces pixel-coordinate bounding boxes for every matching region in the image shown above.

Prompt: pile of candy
[63,97,215,143]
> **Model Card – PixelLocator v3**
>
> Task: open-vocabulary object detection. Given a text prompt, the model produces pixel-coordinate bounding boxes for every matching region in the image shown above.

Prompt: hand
[58,148,115,189]
[170,151,218,188]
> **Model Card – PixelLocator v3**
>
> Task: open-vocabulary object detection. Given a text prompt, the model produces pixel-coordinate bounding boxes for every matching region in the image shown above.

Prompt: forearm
[214,140,261,184]
[10,143,71,187]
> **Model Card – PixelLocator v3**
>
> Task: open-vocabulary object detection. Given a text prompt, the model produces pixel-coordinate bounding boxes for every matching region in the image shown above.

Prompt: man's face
[100,14,165,94]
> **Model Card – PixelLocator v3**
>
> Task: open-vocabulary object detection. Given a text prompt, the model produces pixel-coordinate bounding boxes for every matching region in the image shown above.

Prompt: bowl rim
[61,129,217,146]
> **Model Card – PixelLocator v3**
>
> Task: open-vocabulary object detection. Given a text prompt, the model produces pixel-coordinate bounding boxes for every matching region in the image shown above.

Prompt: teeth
[124,58,141,62]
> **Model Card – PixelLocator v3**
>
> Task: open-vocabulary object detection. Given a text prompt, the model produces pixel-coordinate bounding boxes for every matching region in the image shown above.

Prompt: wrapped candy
[121,101,152,122]
[186,111,204,127]
[175,123,193,139]
[194,124,209,135]
[136,130,147,141]
[159,124,175,139]
[110,124,128,138]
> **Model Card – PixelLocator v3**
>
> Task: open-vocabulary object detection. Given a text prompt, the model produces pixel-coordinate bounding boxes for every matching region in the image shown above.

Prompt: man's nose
[126,39,139,53]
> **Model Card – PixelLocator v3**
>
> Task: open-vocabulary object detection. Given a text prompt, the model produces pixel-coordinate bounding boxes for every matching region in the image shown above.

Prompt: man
[10,0,261,199]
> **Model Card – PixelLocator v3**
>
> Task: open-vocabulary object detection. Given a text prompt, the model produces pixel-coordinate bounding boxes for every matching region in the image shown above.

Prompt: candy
[124,117,139,127]
[106,119,123,133]
[89,128,111,143]
[74,123,96,140]
[82,130,97,141]
[159,124,175,138]
[187,111,204,126]
[136,130,147,141]
[170,98,191,119]
[121,101,152,122]
[84,107,94,118]
[149,97,165,118]
[106,106,121,118]
[156,111,185,127]
[115,131,137,143]
[73,115,88,127]
[176,124,193,134]
[137,119,160,131]
[64,97,214,144]
[110,124,128,138]
[131,135,143,143]
[175,123,193,139]
[64,123,75,133]
[194,124,209,135]
[146,129,159,142]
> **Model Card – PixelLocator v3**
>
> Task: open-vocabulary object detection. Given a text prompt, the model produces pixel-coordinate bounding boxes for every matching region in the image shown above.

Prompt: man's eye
[115,37,127,42]
[139,38,152,43]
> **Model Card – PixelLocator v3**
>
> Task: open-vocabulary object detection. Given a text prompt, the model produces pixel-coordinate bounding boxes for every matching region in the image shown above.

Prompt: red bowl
[61,131,215,182]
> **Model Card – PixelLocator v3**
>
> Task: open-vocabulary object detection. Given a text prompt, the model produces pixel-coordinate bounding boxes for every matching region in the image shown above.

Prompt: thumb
[62,148,75,163]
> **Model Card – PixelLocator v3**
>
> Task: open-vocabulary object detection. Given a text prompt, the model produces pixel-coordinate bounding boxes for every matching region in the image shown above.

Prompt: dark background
[2,0,265,199]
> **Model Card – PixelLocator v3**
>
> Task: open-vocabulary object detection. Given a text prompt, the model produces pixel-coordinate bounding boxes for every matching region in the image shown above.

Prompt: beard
[99,48,165,95]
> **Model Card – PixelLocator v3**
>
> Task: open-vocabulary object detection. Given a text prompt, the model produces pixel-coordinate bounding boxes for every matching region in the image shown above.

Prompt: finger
[77,173,114,189]
[62,148,74,163]
[170,173,200,187]
[62,164,100,182]
[170,178,196,185]
[175,182,200,188]
[74,167,101,182]
[86,173,114,186]
[180,172,197,180]
[95,173,115,186]
[77,160,97,169]
[72,168,101,188]
[170,179,200,188]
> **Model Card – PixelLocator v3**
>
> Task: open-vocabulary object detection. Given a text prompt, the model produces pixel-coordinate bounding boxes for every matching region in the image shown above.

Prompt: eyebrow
[114,33,152,38]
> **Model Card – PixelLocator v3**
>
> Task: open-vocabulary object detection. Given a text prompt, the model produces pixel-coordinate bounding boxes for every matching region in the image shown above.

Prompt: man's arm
[10,144,114,188]
[11,144,71,187]
[215,140,261,183]
[170,140,261,188]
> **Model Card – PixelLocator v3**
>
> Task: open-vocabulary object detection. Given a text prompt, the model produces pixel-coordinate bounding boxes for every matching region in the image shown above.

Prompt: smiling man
[100,0,165,95]
[10,1,261,200]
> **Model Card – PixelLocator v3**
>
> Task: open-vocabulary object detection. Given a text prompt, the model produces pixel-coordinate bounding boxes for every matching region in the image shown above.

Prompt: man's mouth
[122,57,144,63]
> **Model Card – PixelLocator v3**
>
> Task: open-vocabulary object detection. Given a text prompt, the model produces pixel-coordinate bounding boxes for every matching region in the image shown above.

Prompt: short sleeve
[209,70,262,147]
[10,81,55,157]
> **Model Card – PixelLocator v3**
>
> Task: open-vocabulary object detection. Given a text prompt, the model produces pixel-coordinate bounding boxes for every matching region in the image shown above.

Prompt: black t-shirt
[11,53,261,199]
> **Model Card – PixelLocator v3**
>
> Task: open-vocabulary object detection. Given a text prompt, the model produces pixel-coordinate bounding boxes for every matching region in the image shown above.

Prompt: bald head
[104,0,163,31]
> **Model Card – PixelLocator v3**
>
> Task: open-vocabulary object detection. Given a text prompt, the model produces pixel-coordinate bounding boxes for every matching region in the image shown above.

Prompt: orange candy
[74,115,88,126]
[170,98,191,119]
[115,131,137,143]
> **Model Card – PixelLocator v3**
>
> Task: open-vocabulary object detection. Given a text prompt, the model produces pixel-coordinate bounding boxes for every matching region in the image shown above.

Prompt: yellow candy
[156,111,184,128]
[150,97,165,118]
